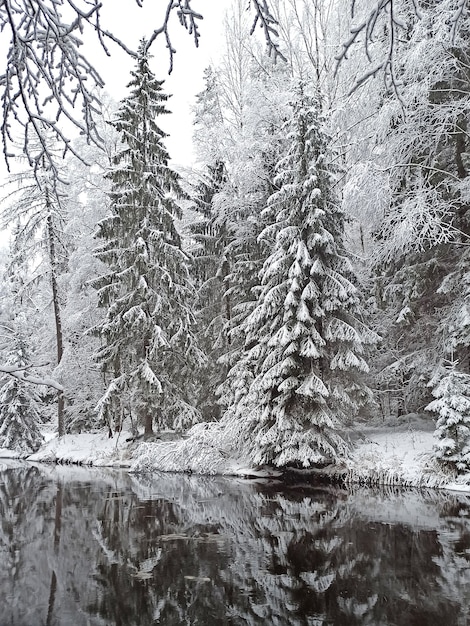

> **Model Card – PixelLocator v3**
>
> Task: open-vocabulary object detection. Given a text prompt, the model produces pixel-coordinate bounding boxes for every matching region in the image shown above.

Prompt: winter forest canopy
[1,0,470,475]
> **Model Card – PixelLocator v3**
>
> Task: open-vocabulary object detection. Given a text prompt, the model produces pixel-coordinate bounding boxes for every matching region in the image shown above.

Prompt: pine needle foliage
[188,161,230,419]
[427,360,470,473]
[93,42,203,435]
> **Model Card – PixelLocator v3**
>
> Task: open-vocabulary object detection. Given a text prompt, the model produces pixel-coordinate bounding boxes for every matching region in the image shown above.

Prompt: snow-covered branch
[335,0,407,99]
[336,0,468,95]
[1,0,107,176]
[0,364,63,392]
[250,0,286,62]
[146,0,204,74]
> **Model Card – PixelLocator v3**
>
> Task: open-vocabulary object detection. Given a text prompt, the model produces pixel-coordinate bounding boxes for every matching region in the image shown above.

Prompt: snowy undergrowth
[0,447,21,459]
[131,422,267,477]
[131,421,470,490]
[4,421,469,492]
[344,426,470,491]
[132,436,229,476]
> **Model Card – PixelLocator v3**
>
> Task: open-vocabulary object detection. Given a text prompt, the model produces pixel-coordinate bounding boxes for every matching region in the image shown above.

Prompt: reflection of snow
[299,571,335,593]
[0,463,469,625]
[337,594,379,618]
[132,551,163,580]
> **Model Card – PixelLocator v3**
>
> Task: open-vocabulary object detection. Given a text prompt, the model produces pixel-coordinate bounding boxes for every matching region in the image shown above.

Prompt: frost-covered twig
[336,0,468,96]
[146,1,204,74]
[0,363,63,392]
[450,0,467,42]
[1,0,107,177]
[249,0,286,62]
[335,0,408,103]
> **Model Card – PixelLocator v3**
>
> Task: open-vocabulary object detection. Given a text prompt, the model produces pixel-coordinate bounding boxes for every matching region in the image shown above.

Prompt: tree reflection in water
[0,465,469,625]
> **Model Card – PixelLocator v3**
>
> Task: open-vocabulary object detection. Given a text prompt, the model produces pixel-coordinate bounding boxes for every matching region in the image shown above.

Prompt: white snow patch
[0,447,21,459]
[27,430,133,467]
[345,426,470,491]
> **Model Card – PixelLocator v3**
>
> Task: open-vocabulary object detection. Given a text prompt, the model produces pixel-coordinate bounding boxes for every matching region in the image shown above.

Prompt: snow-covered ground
[1,416,469,493]
[344,424,470,492]
[25,429,134,467]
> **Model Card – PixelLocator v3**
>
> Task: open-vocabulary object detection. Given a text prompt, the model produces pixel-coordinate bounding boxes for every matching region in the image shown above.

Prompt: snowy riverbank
[343,425,470,492]
[1,417,468,493]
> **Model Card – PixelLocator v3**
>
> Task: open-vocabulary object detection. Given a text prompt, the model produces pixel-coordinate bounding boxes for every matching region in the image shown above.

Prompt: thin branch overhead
[335,0,406,100]
[145,1,204,74]
[249,0,286,62]
[1,0,109,175]
[0,1,281,174]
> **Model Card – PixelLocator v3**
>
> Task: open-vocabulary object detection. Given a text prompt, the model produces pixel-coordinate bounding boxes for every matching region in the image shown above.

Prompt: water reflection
[0,463,469,625]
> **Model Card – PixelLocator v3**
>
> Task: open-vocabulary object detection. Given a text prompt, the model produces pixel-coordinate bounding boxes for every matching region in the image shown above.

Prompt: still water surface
[0,462,469,625]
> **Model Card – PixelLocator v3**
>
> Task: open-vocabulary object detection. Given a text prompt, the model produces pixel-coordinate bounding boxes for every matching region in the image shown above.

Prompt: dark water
[0,463,469,626]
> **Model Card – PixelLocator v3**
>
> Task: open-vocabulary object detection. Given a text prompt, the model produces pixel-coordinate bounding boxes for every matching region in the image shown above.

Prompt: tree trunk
[144,412,154,437]
[46,209,65,436]
[46,482,63,626]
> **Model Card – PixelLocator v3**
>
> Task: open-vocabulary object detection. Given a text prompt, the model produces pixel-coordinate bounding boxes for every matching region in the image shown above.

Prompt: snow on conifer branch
[426,360,470,473]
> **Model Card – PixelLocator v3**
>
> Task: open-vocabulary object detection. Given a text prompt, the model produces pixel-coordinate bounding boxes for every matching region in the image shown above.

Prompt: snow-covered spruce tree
[234,86,375,468]
[0,312,44,455]
[93,42,203,436]
[190,42,293,421]
[426,361,470,473]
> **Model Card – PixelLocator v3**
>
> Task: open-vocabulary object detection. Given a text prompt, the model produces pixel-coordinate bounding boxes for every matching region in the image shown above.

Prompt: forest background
[1,0,469,474]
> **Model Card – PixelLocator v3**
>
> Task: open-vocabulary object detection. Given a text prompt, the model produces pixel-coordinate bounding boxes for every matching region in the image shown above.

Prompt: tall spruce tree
[188,161,229,420]
[93,42,203,436]
[191,53,293,422]
[235,86,375,468]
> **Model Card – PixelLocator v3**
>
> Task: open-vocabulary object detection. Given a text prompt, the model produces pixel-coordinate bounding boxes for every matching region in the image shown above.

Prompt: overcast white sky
[0,0,231,181]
